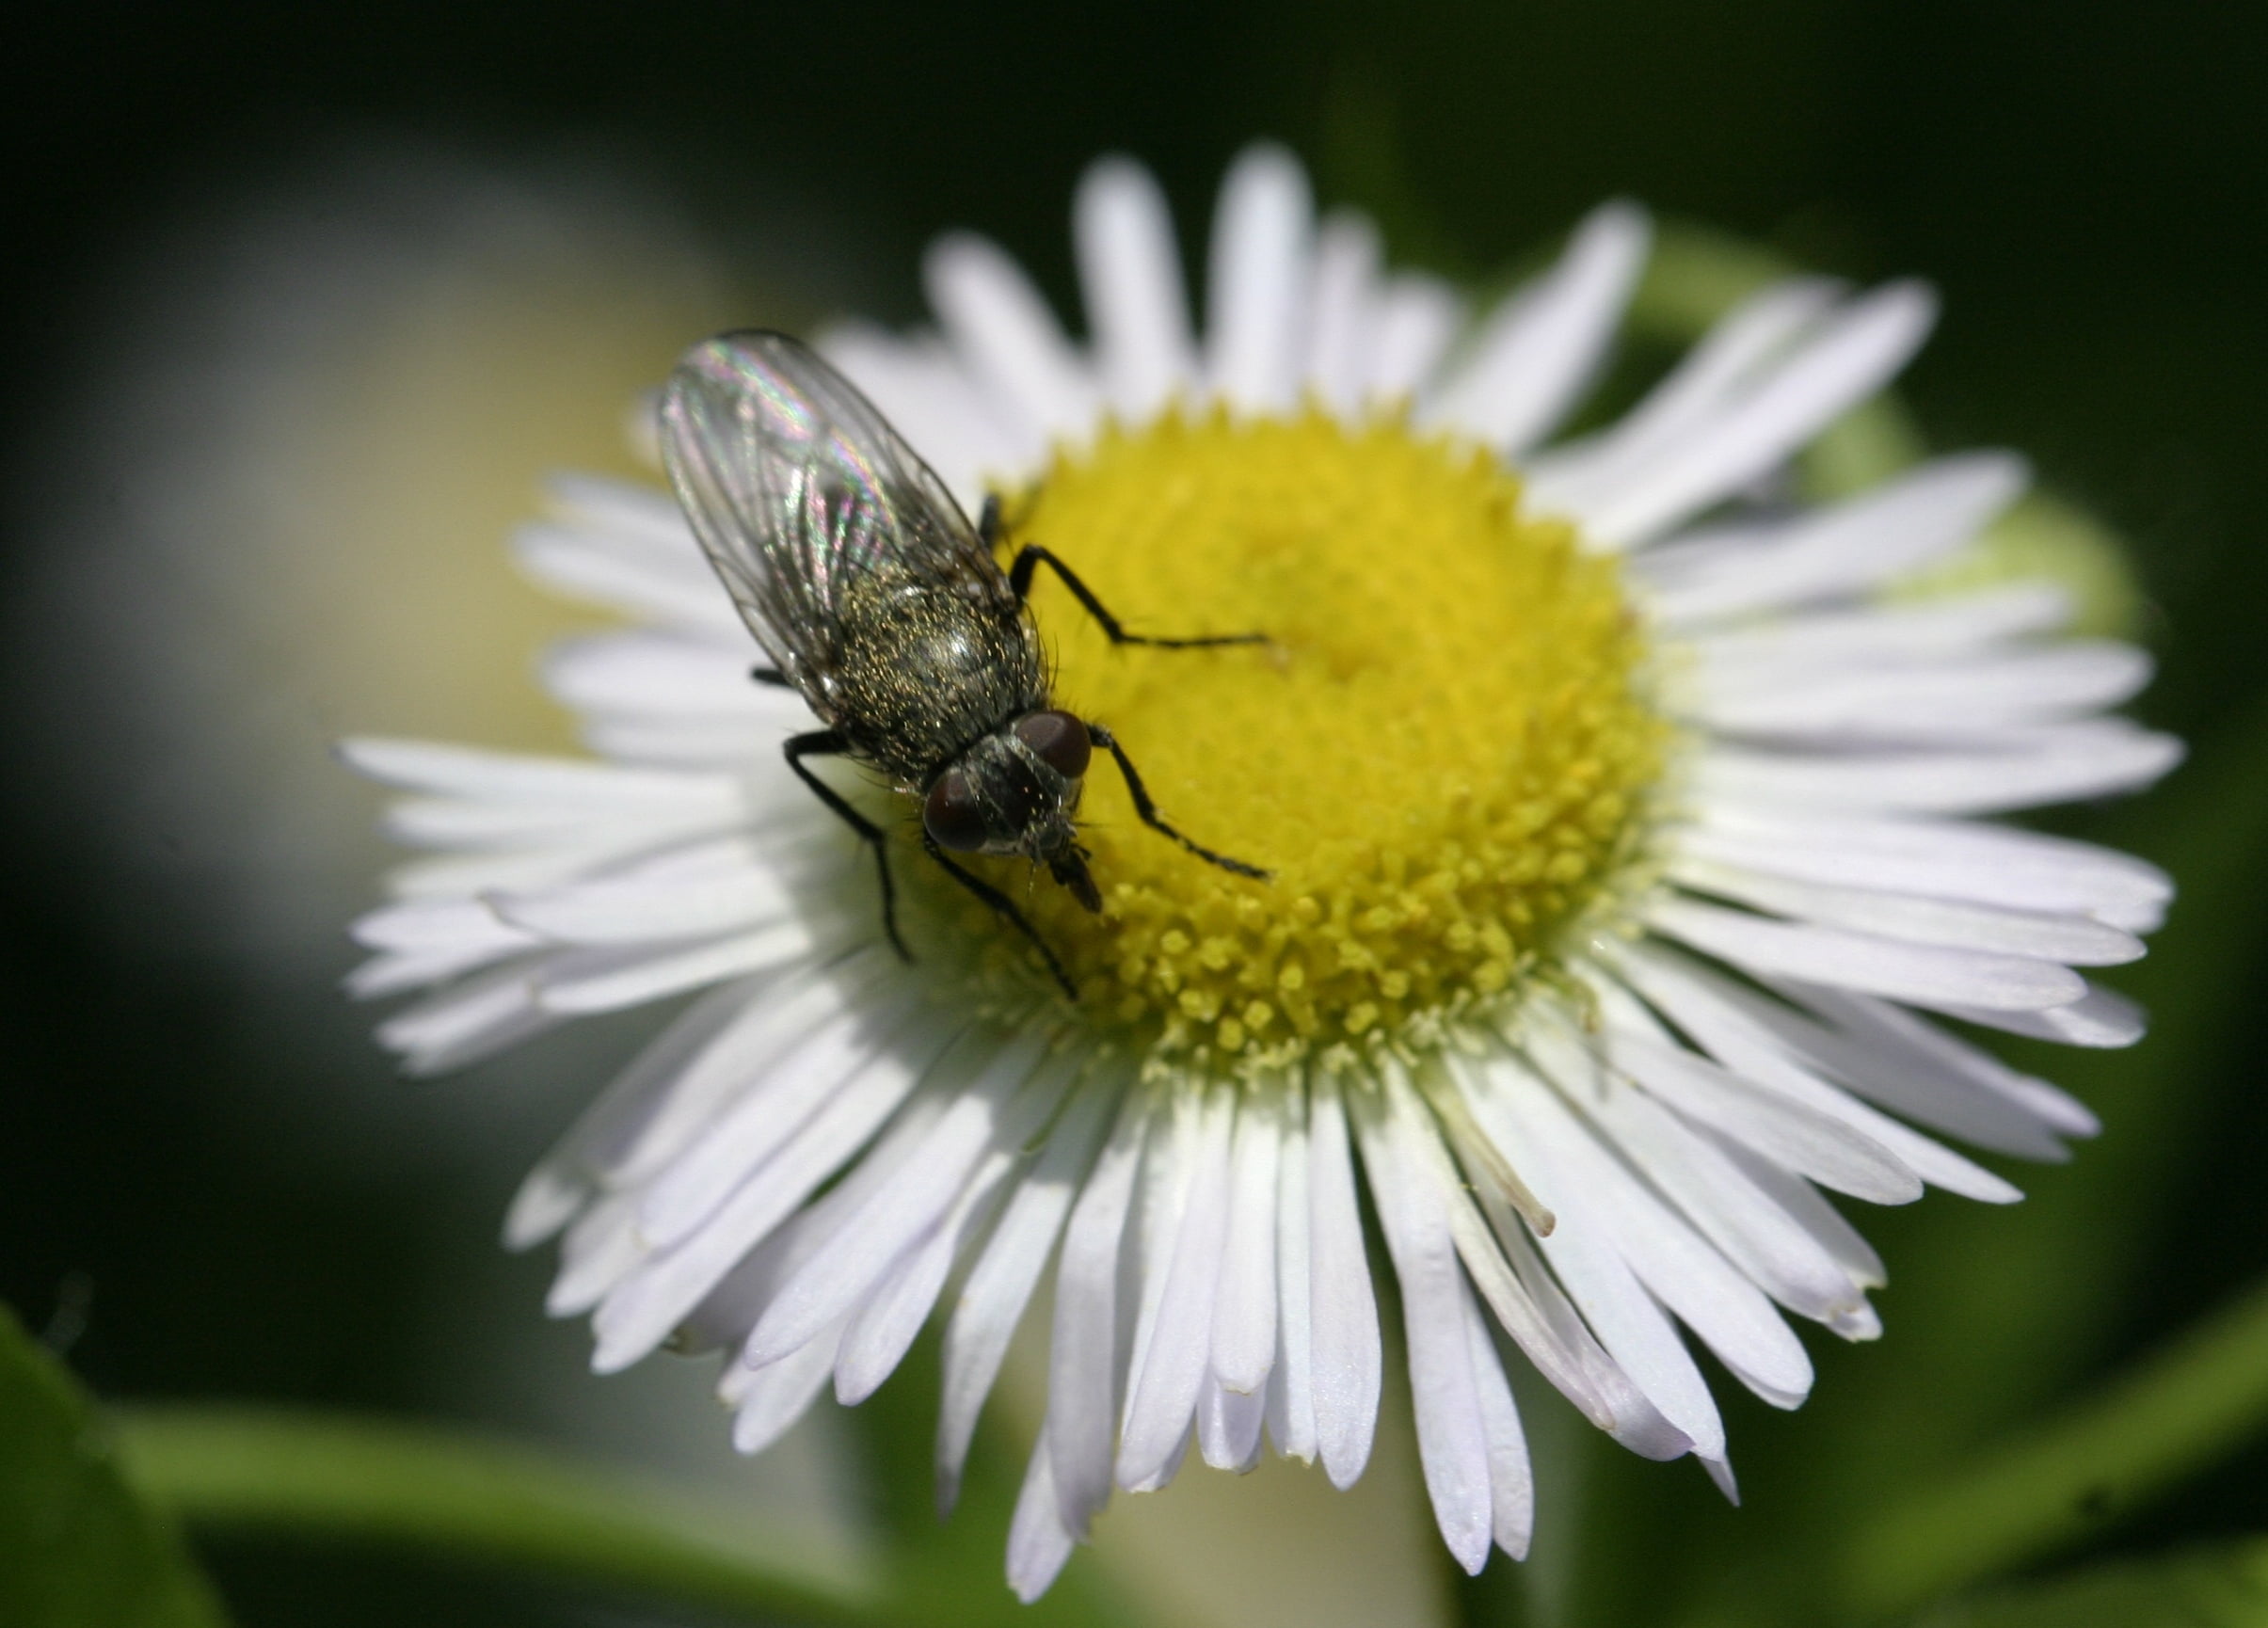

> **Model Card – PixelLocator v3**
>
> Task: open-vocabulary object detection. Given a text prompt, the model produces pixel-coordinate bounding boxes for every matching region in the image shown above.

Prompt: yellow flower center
[909,406,1667,1077]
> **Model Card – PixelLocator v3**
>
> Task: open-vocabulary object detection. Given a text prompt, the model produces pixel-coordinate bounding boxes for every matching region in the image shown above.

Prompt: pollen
[918,405,1668,1076]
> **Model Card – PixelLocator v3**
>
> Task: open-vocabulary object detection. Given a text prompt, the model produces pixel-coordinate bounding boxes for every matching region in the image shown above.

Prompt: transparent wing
[658,329,1012,702]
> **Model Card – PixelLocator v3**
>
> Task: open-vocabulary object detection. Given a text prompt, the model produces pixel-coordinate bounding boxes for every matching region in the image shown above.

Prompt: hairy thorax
[822,573,1046,784]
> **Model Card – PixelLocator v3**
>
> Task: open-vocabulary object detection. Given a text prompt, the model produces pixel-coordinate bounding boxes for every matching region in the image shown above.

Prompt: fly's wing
[658,329,1012,705]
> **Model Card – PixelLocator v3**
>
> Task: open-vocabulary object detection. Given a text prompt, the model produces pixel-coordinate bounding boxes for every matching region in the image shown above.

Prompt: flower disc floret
[920,407,1668,1070]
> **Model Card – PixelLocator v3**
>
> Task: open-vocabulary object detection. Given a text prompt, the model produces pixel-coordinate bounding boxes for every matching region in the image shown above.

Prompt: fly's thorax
[826,571,1045,781]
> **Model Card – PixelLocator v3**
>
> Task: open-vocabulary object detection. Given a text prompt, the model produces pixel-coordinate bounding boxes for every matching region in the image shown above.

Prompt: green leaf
[1912,1538,2268,1628]
[0,1304,227,1628]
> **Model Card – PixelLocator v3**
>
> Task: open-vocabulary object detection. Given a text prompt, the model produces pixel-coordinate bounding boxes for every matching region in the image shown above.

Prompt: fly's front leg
[1088,723,1270,880]
[784,730,908,961]
[1008,545,1268,650]
[919,834,1078,1000]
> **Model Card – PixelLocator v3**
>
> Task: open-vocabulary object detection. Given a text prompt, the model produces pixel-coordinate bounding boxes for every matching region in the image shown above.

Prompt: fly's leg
[751,665,791,687]
[784,730,908,961]
[1088,723,1270,880]
[1008,544,1268,649]
[920,834,1078,1000]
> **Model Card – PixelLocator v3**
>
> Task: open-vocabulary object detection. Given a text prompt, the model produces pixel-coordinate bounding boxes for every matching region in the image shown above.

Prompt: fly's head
[922,710,1101,911]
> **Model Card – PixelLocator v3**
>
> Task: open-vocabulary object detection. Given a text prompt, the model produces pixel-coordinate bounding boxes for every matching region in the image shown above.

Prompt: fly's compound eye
[1014,710,1092,780]
[923,769,989,852]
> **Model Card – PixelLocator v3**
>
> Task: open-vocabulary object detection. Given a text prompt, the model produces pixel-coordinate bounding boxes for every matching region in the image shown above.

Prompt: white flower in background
[344,145,2178,1597]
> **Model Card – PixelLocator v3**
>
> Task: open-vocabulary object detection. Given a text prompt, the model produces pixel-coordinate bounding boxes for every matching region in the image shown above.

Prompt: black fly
[659,330,1269,998]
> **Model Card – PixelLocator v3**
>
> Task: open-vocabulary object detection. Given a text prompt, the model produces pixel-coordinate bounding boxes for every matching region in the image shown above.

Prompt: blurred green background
[2,3,2264,1625]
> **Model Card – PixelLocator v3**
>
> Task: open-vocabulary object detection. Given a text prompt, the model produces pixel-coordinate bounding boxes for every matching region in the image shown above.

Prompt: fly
[658,329,1270,998]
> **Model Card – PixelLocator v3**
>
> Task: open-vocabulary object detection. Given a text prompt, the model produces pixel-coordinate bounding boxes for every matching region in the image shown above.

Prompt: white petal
[834,1141,1014,1407]
[1517,1025,1815,1409]
[531,924,823,1014]
[1046,1092,1151,1536]
[351,895,527,955]
[1421,200,1650,453]
[1265,1093,1318,1461]
[748,1028,1056,1366]
[600,952,899,1188]
[1648,896,2084,1012]
[1561,1012,1882,1326]
[1614,945,2024,1204]
[1205,144,1313,412]
[495,849,799,947]
[817,322,1022,509]
[1117,1083,1236,1492]
[1639,453,2023,624]
[547,1194,641,1315]
[380,841,637,902]
[936,1073,1123,1510]
[703,1145,908,1360]
[835,1053,1082,1406]
[503,1162,587,1255]
[578,715,774,770]
[588,1019,957,1371]
[925,231,1099,447]
[1465,1281,1535,1561]
[545,466,708,542]
[1457,1157,1693,1461]
[375,964,558,1075]
[1685,643,2153,740]
[1458,1052,1727,1457]
[1412,1087,1622,1431]
[1119,1087,1202,1449]
[542,631,794,724]
[1598,1013,1922,1202]
[1933,982,2146,1048]
[1694,723,2183,818]
[1304,211,1382,414]
[1717,1141,1887,1295]
[1747,981,2078,1159]
[347,898,537,996]
[1007,1428,1078,1604]
[1526,277,1842,508]
[1669,856,2144,967]
[1307,1070,1383,1489]
[1195,1375,1268,1473]
[1210,1092,1283,1396]
[1076,155,1197,419]
[512,518,743,633]
[1354,1076,1493,1573]
[729,1322,842,1456]
[1576,281,1939,548]
[506,968,788,1247]
[544,471,699,552]
[647,997,994,1262]
[1682,804,2174,933]
[1367,274,1464,406]
[1685,584,2075,675]
[344,738,738,808]
[1782,982,2099,1139]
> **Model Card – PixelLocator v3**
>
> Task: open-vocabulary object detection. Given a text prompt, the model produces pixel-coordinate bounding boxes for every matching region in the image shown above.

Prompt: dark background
[3,3,2264,1624]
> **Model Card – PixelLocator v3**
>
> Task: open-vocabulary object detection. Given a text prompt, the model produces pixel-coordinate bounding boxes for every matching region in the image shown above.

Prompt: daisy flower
[344,145,2179,1596]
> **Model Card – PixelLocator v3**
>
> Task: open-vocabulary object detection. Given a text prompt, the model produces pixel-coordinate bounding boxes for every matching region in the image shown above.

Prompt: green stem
[1838,1274,2268,1620]
[114,1405,889,1625]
